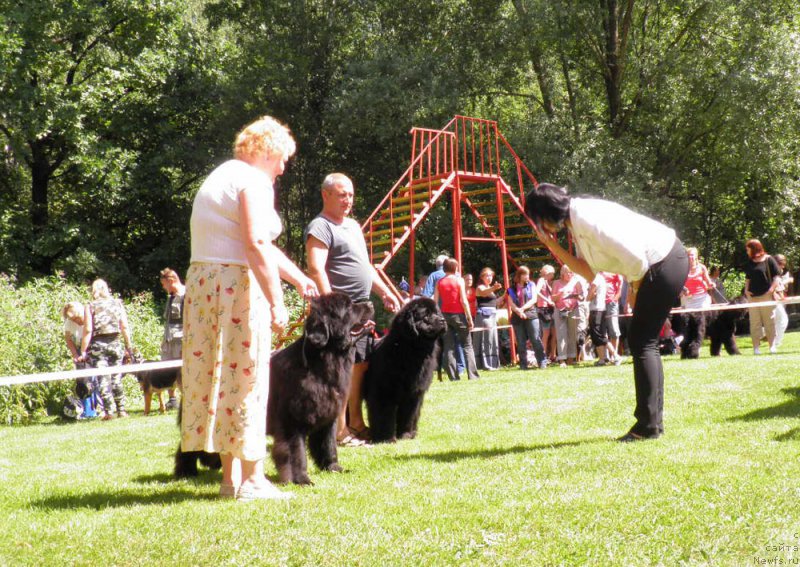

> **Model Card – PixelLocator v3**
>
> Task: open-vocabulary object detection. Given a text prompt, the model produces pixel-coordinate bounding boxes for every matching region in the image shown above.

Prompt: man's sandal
[337,434,367,447]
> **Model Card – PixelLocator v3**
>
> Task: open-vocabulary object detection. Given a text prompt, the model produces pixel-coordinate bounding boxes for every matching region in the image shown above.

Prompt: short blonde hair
[233,116,297,161]
[540,264,555,276]
[61,301,84,321]
[91,279,110,300]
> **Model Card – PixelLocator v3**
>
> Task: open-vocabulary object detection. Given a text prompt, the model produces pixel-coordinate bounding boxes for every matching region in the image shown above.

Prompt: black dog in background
[174,293,372,484]
[363,297,446,443]
[706,295,747,356]
[268,293,374,485]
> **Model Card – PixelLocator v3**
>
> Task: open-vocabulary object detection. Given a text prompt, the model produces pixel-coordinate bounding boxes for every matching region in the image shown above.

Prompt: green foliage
[0,275,163,424]
[2,0,800,291]
[2,336,800,563]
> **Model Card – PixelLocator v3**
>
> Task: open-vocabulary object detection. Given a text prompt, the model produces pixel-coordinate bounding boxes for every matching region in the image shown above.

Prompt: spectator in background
[475,267,502,370]
[507,266,547,370]
[422,255,449,298]
[603,272,623,361]
[552,265,584,367]
[414,275,426,298]
[773,254,793,349]
[81,279,134,420]
[709,266,727,302]
[464,273,477,318]
[159,268,184,410]
[678,247,714,358]
[743,239,781,355]
[587,272,613,365]
[62,301,100,418]
[434,258,480,381]
[536,265,557,362]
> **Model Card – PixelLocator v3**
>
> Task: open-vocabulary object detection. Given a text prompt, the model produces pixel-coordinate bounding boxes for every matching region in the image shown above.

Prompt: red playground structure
[362,115,551,299]
[276,115,554,350]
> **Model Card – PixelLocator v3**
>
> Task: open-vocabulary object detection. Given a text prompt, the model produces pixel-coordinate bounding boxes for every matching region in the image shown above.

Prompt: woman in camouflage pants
[80,279,134,420]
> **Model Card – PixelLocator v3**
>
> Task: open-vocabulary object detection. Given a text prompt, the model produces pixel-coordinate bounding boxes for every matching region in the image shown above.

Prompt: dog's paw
[293,474,314,486]
[399,431,416,440]
[325,463,343,473]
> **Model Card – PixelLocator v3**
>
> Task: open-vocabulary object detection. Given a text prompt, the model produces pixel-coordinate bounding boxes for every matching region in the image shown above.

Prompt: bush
[0,275,163,424]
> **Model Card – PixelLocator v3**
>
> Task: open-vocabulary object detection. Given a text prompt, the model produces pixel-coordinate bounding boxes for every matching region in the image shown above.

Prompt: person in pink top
[603,272,624,358]
[536,265,557,362]
[551,265,584,366]
[434,258,480,381]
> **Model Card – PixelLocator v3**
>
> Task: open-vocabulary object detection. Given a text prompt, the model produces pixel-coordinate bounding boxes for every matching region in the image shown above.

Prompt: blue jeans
[511,316,545,369]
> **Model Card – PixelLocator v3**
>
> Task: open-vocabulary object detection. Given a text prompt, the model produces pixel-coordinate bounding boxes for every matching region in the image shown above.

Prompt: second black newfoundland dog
[363,297,446,443]
[267,293,374,485]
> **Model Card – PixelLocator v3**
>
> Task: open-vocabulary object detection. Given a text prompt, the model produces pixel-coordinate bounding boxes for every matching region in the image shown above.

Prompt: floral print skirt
[180,262,271,461]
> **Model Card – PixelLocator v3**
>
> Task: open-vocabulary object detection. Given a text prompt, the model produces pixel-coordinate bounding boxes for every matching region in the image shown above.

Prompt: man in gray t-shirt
[305,173,401,447]
[304,215,372,301]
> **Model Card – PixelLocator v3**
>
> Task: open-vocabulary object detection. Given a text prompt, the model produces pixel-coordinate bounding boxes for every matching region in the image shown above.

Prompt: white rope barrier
[1,297,797,388]
[618,295,800,317]
[0,359,182,388]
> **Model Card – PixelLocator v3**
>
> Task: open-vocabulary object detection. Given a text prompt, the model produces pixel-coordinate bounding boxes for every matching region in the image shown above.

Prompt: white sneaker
[237,481,293,502]
[753,348,761,355]
[769,346,777,354]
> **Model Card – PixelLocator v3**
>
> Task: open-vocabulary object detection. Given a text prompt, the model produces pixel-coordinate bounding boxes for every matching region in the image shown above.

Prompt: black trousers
[627,239,688,437]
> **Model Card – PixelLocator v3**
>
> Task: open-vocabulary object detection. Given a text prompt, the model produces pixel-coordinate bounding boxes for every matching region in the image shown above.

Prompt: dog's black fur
[173,399,222,478]
[363,297,446,443]
[268,293,373,485]
[679,312,706,359]
[706,295,747,356]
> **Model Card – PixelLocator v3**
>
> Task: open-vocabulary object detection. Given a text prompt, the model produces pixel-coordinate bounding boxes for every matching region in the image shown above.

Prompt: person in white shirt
[526,183,688,442]
[182,116,318,501]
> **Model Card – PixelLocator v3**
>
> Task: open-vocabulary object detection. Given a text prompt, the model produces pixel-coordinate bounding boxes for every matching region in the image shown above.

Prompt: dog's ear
[305,315,330,348]
[404,309,419,337]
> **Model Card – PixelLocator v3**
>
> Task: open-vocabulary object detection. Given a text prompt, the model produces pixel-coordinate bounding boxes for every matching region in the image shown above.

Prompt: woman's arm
[535,228,595,282]
[274,247,318,299]
[64,332,80,361]
[118,305,133,352]
[239,186,287,332]
[80,306,93,359]
[458,278,473,329]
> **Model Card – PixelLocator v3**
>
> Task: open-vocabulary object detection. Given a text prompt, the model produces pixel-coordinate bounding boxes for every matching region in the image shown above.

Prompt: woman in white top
[526,183,688,442]
[181,116,318,501]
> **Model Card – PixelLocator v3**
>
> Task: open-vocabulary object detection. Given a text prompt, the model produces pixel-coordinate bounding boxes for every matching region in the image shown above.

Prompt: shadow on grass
[393,437,608,463]
[31,486,219,510]
[730,387,800,422]
[728,388,800,421]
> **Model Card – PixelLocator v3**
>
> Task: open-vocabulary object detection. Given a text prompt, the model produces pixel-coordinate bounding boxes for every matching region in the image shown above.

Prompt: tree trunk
[28,138,53,274]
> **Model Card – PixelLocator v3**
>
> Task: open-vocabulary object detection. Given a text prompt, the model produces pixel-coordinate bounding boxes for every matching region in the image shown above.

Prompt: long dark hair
[524,183,571,229]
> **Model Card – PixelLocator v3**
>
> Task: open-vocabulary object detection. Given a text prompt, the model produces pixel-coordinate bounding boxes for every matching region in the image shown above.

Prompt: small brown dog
[126,352,180,415]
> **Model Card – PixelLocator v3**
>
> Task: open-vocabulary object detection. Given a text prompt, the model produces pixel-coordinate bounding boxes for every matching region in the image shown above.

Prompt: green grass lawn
[1,334,799,566]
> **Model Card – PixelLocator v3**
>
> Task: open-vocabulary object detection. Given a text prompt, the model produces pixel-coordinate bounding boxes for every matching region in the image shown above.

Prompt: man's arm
[306,235,333,294]
[371,266,401,312]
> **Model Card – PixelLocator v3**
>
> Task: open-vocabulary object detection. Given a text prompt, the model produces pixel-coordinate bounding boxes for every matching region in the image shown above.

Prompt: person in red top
[679,247,715,358]
[434,259,480,381]
[603,272,624,358]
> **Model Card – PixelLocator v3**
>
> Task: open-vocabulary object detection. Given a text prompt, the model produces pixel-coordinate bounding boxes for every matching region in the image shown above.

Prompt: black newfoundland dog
[706,295,747,356]
[175,293,372,484]
[363,297,446,443]
[267,293,373,485]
